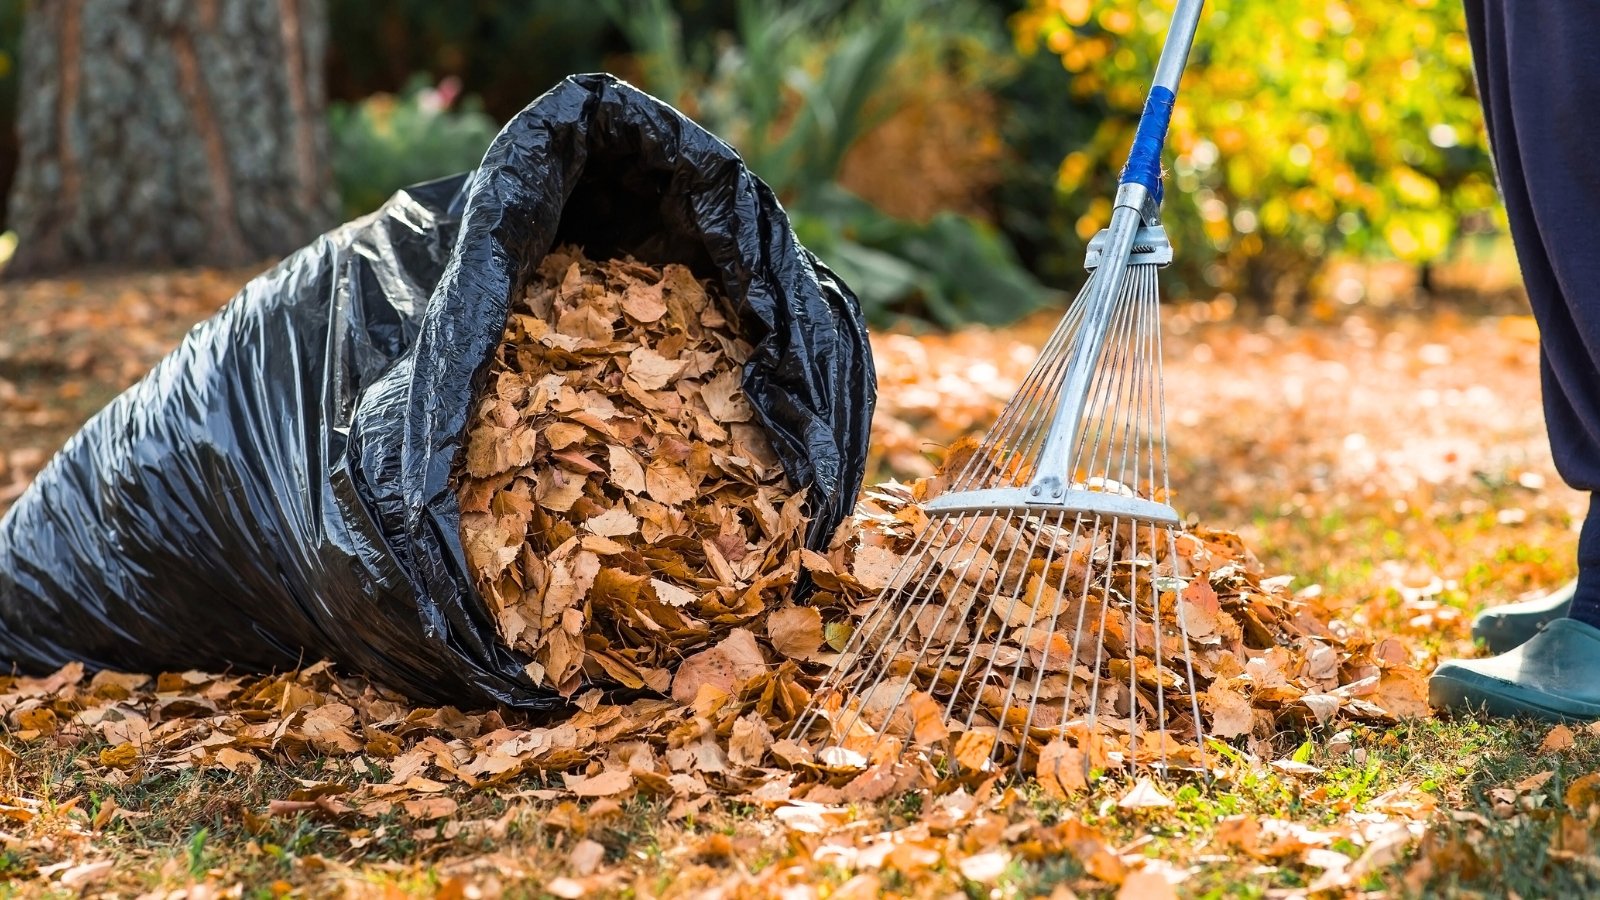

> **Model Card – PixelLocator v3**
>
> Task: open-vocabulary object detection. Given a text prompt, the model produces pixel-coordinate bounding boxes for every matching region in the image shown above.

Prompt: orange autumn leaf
[1542,724,1577,753]
[767,606,824,659]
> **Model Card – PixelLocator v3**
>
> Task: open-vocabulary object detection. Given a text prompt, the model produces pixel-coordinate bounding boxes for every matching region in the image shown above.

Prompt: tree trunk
[5,0,336,276]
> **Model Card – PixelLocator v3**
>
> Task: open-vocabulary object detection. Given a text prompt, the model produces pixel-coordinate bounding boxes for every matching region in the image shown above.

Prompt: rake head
[792,221,1212,782]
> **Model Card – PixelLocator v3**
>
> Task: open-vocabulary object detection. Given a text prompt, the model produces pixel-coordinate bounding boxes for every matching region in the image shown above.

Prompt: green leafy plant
[328,76,501,219]
[795,185,1047,326]
[187,826,212,876]
[604,0,901,201]
[606,0,1049,327]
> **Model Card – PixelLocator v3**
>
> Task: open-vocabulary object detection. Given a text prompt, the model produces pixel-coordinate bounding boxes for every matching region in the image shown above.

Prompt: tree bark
[5,0,336,276]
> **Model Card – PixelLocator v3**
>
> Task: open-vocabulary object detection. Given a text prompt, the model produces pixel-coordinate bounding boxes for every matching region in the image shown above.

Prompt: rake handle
[1153,0,1205,92]
[1119,0,1205,205]
[1029,0,1205,494]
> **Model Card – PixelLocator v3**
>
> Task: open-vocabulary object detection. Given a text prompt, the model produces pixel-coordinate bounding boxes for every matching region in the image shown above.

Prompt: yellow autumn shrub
[1013,0,1498,304]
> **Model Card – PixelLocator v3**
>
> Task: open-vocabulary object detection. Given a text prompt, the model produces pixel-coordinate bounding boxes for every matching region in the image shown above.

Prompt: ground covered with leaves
[0,271,1594,897]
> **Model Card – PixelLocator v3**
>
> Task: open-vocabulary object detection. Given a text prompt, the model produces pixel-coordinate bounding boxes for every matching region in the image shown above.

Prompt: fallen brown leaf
[1543,724,1577,752]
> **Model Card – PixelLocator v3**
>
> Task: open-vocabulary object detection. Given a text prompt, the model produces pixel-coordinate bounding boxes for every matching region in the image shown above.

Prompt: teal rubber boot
[1430,617,1600,722]
[1470,580,1575,654]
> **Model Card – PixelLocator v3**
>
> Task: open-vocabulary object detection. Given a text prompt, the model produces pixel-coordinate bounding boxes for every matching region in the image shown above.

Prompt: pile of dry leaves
[0,499,1433,895]
[781,450,1432,786]
[0,545,1424,816]
[454,247,807,695]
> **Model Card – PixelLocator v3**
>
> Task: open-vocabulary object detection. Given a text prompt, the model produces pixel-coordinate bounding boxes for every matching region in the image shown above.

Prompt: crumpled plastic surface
[0,74,875,709]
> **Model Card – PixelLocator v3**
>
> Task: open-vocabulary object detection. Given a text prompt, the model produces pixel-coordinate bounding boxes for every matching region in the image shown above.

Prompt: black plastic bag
[0,74,875,708]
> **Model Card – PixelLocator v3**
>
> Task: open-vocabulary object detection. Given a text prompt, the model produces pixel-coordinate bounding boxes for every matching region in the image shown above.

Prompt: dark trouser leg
[1466,0,1600,625]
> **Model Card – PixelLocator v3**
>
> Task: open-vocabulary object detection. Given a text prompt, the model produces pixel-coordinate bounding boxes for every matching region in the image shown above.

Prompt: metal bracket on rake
[1085,223,1172,270]
[921,485,1181,527]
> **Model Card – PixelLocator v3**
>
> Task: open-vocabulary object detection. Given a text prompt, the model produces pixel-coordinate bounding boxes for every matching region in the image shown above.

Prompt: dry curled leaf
[767,606,824,659]
[1203,685,1254,739]
[97,743,139,770]
[1542,724,1577,752]
[1118,777,1174,811]
[1035,739,1088,799]
[1566,772,1600,810]
[567,769,634,798]
[952,729,998,772]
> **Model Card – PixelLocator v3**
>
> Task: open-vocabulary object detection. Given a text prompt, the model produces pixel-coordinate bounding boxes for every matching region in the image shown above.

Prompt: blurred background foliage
[328,76,500,220]
[0,0,1500,324]
[1012,0,1494,309]
[601,0,1047,326]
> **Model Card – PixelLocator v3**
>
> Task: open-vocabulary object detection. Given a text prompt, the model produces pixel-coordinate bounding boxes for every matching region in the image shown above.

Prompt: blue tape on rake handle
[1119,85,1176,204]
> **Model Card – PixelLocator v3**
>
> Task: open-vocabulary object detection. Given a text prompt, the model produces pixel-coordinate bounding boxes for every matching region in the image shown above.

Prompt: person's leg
[1431,0,1600,719]
[1468,4,1600,500]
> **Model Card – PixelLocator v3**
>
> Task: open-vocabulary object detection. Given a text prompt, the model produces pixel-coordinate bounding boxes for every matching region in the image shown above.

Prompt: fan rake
[792,0,1209,781]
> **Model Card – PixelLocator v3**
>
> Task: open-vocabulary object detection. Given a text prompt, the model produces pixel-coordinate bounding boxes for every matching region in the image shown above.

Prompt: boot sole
[1429,670,1600,723]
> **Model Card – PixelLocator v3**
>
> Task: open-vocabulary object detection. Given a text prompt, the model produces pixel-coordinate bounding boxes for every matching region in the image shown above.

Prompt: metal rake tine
[951,283,1090,492]
[1002,288,1094,472]
[847,511,1039,763]
[893,510,1038,731]
[983,321,1089,489]
[1147,521,1169,773]
[935,510,1051,725]
[1129,521,1145,767]
[792,512,977,740]
[986,509,1073,770]
[830,510,1016,748]
[1154,320,1209,770]
[1166,527,1208,766]
[1132,270,1174,773]
[947,510,1058,772]
[1118,266,1159,488]
[1088,268,1152,760]
[832,509,1028,747]
[1089,266,1162,494]
[1084,519,1123,757]
[1058,515,1107,742]
[1120,268,1161,767]
[1073,266,1150,482]
[1015,513,1089,769]
[790,520,945,739]
[1139,266,1162,506]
